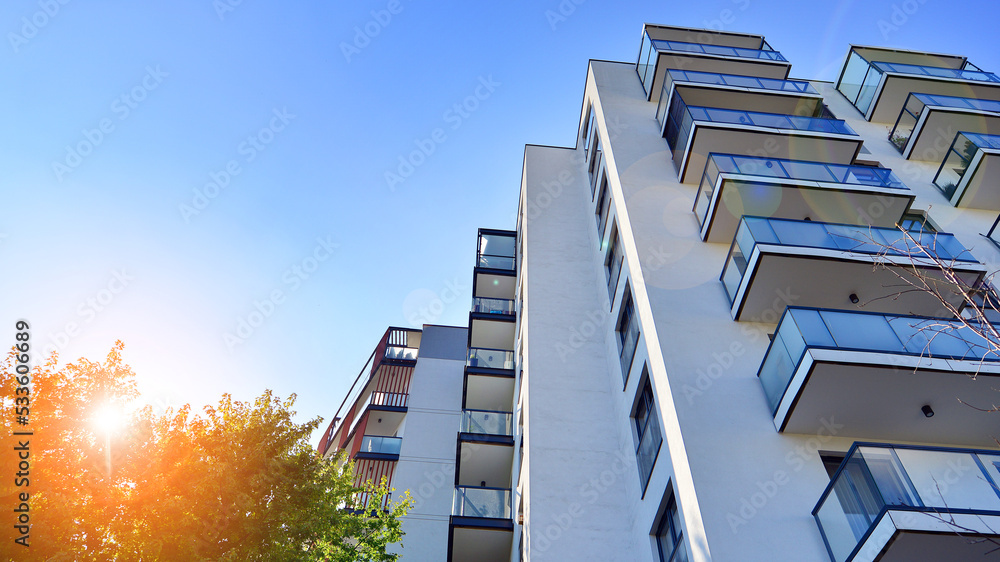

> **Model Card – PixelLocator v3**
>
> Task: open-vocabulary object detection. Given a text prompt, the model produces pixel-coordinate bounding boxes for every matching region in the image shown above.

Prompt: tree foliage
[1,342,410,561]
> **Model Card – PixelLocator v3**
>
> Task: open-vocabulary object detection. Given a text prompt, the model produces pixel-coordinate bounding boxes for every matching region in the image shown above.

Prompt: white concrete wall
[391,329,466,561]
[556,56,1000,562]
[519,141,649,561]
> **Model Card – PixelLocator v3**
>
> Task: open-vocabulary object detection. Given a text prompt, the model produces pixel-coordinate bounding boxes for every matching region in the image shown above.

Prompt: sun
[93,405,124,435]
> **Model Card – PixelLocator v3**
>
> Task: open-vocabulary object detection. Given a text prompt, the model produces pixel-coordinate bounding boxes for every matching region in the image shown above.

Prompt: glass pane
[895,449,1000,511]
[837,51,869,105]
[780,160,837,182]
[856,66,883,115]
[821,310,901,350]
[789,308,836,347]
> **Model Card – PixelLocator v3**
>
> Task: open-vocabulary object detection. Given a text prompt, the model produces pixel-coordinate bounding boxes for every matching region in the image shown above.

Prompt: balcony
[453,486,512,519]
[889,93,1000,159]
[472,297,515,315]
[695,153,913,242]
[637,25,790,102]
[721,217,985,321]
[664,90,861,184]
[462,409,513,437]
[355,435,402,459]
[836,46,1000,123]
[450,487,513,562]
[814,443,1000,562]
[467,347,515,371]
[318,327,417,457]
[759,307,1000,446]
[656,69,819,127]
[476,229,516,272]
[933,132,1000,209]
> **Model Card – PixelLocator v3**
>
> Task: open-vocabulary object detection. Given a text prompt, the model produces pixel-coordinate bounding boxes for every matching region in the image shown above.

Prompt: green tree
[1,343,410,561]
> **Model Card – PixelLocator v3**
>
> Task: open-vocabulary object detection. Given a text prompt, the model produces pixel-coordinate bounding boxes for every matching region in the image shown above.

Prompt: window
[582,104,595,158]
[605,229,623,303]
[987,214,1000,251]
[633,373,662,492]
[655,495,688,562]
[617,290,639,383]
[899,211,936,233]
[589,136,603,197]
[595,174,611,234]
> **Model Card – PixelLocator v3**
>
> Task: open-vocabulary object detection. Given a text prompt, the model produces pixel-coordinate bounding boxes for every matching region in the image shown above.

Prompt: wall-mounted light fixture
[921,405,934,418]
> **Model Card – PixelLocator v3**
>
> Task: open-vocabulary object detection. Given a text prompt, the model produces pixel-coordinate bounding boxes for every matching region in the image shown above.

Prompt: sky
[2,0,998,445]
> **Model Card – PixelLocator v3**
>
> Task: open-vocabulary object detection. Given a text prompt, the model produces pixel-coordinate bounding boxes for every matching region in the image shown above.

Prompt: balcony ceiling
[868,76,1000,124]
[951,151,1000,209]
[475,271,516,300]
[458,442,513,488]
[732,253,985,322]
[681,127,862,184]
[905,109,1000,161]
[451,527,513,562]
[674,85,822,116]
[701,179,913,243]
[470,317,515,350]
[465,374,515,411]
[852,510,1000,562]
[648,55,790,103]
[777,351,1000,448]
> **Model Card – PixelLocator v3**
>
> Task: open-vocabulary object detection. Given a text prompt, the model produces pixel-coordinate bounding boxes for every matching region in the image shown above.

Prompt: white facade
[324,23,1000,562]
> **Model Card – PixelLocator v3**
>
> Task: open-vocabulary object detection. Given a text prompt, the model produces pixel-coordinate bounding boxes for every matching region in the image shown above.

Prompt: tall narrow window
[595,174,611,234]
[605,229,623,303]
[655,495,687,562]
[633,373,662,491]
[582,105,595,158]
[617,291,639,383]
[589,136,603,197]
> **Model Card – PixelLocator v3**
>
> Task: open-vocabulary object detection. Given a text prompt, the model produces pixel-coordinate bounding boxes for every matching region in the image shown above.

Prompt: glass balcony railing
[657,69,816,125]
[814,442,1000,562]
[478,231,516,270]
[461,409,513,436]
[665,91,856,172]
[695,154,906,227]
[358,435,402,456]
[452,486,512,519]
[384,345,417,361]
[838,50,1000,117]
[472,297,515,315]
[889,93,1000,151]
[873,61,1000,82]
[758,307,1000,414]
[467,347,515,370]
[636,30,786,94]
[933,132,1000,198]
[721,217,977,304]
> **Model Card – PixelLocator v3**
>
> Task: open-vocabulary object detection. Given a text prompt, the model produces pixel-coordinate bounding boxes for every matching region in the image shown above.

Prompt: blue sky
[2,0,998,443]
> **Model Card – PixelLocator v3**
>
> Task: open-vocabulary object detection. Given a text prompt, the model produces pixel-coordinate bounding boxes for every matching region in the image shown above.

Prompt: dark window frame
[655,494,687,562]
[617,290,639,385]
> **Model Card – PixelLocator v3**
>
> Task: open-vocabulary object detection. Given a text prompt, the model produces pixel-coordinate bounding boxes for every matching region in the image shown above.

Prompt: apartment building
[321,23,1000,562]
